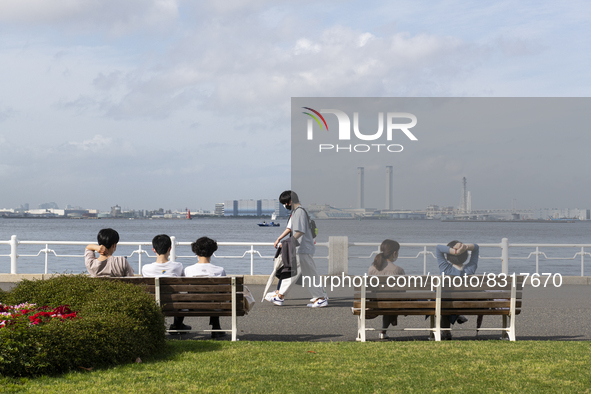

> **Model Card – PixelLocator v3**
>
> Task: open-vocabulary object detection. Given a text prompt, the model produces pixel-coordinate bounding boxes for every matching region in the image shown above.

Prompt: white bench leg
[429,315,437,341]
[358,315,366,342]
[435,285,441,341]
[508,313,516,341]
[501,316,509,340]
[231,277,237,341]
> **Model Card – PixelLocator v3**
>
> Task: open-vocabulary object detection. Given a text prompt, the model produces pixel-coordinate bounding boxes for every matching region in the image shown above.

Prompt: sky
[0,0,590,212]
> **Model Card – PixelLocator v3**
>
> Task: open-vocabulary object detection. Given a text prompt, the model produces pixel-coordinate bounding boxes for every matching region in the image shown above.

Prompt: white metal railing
[0,235,589,276]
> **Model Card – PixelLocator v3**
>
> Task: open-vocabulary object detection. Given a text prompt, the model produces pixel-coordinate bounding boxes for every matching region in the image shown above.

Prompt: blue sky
[0,0,589,211]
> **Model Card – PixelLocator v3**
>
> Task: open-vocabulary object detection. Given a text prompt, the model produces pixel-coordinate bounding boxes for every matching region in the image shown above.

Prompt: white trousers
[278,253,326,299]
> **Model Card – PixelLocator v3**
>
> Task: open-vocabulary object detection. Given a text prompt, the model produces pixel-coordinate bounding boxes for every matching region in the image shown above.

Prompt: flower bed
[0,303,78,328]
[0,275,165,377]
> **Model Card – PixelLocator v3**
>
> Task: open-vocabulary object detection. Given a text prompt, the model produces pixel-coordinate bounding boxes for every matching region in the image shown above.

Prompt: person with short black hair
[85,228,134,277]
[141,234,190,332]
[143,234,184,277]
[437,241,479,276]
[266,190,328,308]
[184,237,226,338]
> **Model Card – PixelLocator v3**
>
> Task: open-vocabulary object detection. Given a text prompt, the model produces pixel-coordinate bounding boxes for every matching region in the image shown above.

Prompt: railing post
[250,245,254,276]
[170,236,177,263]
[423,246,428,275]
[138,244,143,274]
[535,246,539,274]
[10,235,18,274]
[581,247,585,277]
[328,236,348,275]
[501,238,509,274]
[44,243,49,274]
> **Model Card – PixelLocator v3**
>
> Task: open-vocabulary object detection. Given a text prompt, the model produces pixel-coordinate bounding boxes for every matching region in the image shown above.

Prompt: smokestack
[461,177,467,213]
[385,166,393,210]
[358,167,365,209]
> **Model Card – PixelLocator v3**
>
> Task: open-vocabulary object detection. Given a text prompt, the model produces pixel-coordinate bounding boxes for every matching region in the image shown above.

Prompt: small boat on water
[258,221,280,227]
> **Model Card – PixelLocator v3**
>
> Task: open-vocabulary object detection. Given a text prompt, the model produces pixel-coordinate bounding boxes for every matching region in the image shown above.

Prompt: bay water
[1,218,590,276]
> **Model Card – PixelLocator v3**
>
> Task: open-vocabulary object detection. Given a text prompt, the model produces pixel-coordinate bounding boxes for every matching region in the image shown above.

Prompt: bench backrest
[439,275,524,315]
[353,275,524,316]
[103,276,246,317]
[354,275,438,316]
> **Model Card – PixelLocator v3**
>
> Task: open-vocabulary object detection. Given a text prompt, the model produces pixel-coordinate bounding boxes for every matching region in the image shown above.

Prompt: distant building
[308,204,331,213]
[260,199,275,216]
[39,202,59,210]
[215,203,224,216]
[274,200,289,218]
[224,199,281,216]
[111,205,122,218]
[238,200,258,216]
[224,200,238,216]
[534,208,590,221]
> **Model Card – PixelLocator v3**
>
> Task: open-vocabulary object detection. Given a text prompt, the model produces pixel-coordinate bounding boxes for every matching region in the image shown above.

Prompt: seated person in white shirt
[142,234,190,332]
[184,237,226,339]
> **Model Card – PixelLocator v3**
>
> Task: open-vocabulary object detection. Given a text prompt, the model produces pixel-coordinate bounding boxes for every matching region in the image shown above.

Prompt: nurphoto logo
[302,107,418,153]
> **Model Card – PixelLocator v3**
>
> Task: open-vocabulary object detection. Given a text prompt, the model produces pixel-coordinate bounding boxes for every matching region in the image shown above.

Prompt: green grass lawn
[2,341,590,393]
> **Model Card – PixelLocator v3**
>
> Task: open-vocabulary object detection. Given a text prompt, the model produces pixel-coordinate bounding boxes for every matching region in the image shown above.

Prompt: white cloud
[79,25,478,120]
[293,39,321,55]
[68,134,112,152]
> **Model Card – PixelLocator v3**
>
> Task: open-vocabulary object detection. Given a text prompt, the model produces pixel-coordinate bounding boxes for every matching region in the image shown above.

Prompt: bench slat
[161,302,244,310]
[352,309,437,316]
[440,291,521,299]
[157,277,243,285]
[355,291,437,299]
[441,301,521,308]
[355,292,522,299]
[164,311,247,317]
[355,301,435,308]
[159,293,243,302]
[149,284,243,293]
[440,309,521,315]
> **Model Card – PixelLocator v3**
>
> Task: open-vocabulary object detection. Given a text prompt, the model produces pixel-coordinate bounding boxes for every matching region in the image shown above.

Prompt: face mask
[285,203,292,211]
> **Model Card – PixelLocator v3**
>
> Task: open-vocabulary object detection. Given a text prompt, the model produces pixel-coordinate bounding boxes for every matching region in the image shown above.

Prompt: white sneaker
[306,298,328,308]
[379,332,389,340]
[264,292,276,302]
[309,295,329,302]
[270,295,283,306]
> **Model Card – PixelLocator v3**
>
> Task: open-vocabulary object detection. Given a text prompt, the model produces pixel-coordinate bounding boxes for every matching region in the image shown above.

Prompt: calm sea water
[1,218,590,276]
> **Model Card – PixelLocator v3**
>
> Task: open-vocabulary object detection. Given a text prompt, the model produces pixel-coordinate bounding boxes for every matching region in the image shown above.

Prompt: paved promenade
[2,281,590,342]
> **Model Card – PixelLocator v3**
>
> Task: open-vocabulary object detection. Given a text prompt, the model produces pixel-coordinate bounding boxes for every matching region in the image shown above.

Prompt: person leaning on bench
[142,234,191,333]
[435,240,479,340]
[85,228,134,277]
[368,239,405,340]
[183,237,227,339]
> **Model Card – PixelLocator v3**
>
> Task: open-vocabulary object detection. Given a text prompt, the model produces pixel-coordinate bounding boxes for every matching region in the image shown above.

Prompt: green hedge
[0,275,166,377]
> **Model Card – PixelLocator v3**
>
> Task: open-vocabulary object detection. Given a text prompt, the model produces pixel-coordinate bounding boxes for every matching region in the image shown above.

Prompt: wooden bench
[353,275,523,341]
[107,276,246,341]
